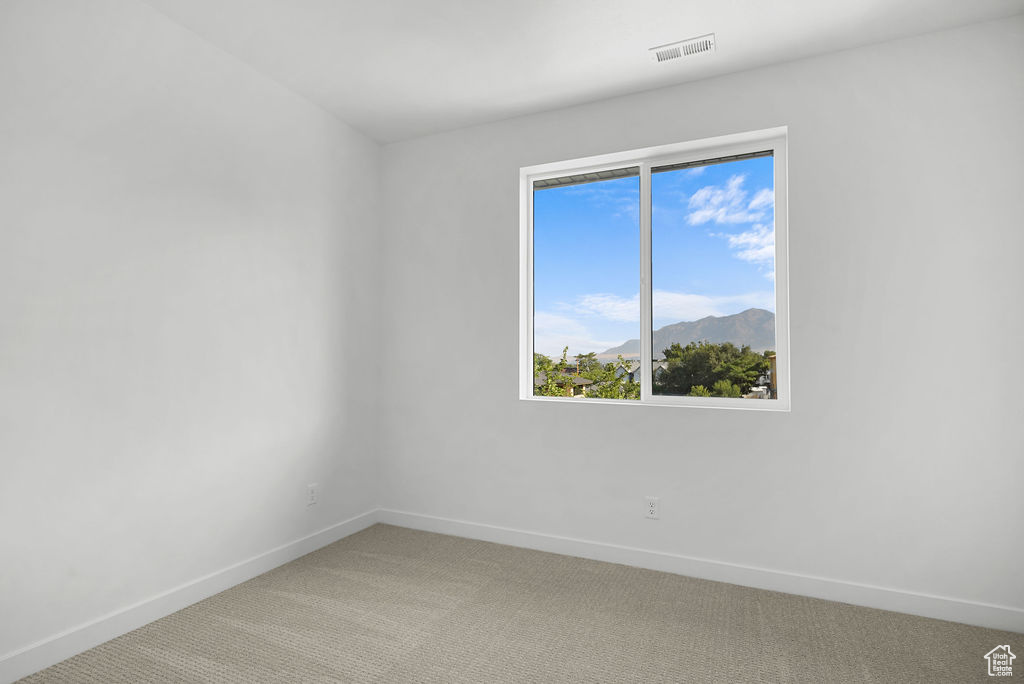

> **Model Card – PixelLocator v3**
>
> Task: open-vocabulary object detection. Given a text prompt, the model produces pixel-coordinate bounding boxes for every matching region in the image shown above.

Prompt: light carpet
[20,524,1020,683]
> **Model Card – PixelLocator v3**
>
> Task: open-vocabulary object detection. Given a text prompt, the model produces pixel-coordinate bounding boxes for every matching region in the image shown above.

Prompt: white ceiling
[142,0,1024,143]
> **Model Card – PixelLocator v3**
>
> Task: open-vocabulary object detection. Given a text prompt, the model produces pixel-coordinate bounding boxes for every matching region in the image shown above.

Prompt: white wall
[379,17,1024,627]
[0,0,380,672]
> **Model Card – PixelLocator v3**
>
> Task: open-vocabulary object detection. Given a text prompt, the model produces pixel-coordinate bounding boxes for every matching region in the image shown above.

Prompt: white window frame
[519,126,790,411]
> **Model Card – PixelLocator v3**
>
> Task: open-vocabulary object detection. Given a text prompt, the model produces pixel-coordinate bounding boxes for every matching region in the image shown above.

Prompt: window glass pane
[651,154,777,399]
[533,168,641,399]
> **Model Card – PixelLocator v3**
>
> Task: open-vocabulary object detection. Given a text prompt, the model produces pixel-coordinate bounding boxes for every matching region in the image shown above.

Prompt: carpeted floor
[20,524,1020,683]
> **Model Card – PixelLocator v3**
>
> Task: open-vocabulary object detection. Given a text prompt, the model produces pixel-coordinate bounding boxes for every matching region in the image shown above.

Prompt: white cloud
[722,223,775,266]
[687,174,773,225]
[748,188,774,210]
[653,290,774,322]
[533,312,621,357]
[566,290,774,324]
[573,293,640,322]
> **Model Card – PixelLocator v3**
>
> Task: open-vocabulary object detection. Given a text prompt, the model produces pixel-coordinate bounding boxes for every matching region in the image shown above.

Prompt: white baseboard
[378,508,1024,634]
[0,509,380,684]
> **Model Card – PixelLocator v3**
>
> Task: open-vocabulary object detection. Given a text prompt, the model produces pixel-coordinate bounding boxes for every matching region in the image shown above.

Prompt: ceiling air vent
[649,34,716,63]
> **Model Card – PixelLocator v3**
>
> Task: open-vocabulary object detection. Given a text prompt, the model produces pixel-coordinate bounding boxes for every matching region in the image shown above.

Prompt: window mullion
[639,162,653,403]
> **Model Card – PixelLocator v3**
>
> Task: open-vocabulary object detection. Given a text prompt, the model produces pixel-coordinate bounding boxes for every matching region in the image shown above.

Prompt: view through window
[651,153,776,399]
[524,131,788,408]
[533,169,641,400]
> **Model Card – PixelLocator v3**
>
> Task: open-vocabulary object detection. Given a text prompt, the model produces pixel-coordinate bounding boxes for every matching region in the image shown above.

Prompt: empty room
[1,0,1022,682]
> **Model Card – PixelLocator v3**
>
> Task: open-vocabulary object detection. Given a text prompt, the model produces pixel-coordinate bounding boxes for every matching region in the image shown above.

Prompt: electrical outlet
[307,483,319,507]
[645,496,659,519]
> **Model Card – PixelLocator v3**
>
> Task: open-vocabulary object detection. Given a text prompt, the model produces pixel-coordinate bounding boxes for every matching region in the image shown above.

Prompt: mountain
[599,308,776,359]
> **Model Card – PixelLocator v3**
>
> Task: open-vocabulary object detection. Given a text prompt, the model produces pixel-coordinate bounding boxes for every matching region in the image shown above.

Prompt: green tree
[655,341,770,397]
[533,353,553,373]
[688,384,712,397]
[573,352,601,374]
[711,379,742,398]
[588,355,640,400]
[534,347,573,397]
[587,370,640,400]
[535,349,641,400]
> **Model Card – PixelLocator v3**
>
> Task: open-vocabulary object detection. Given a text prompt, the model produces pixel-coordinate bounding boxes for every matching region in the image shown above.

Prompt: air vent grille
[650,34,715,63]
[655,46,682,63]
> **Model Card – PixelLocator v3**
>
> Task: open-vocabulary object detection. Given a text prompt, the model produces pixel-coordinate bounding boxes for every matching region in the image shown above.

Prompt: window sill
[519,395,790,412]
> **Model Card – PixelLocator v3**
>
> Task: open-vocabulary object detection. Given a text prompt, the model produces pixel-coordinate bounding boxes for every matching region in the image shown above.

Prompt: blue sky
[533,156,775,358]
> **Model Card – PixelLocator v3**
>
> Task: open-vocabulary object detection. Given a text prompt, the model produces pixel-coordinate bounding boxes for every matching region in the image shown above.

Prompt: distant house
[614,361,642,383]
[534,372,594,397]
[652,361,669,380]
[611,360,669,383]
